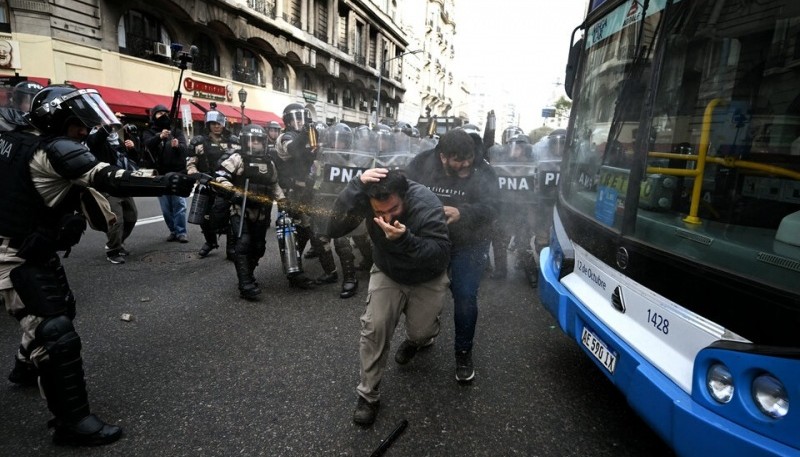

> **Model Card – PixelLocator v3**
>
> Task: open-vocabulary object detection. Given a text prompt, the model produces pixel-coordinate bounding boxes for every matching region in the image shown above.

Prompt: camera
[170,43,199,69]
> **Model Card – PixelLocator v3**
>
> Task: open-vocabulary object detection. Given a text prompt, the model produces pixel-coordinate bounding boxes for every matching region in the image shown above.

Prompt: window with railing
[343,87,354,108]
[192,34,220,77]
[247,0,276,18]
[273,63,288,93]
[302,73,314,92]
[233,48,263,86]
[327,81,338,104]
[117,10,172,65]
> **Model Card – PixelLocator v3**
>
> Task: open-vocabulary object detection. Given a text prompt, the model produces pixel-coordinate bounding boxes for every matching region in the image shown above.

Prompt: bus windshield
[564,0,800,296]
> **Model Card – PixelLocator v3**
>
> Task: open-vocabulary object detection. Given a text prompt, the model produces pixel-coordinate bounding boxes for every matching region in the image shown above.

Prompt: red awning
[67,81,282,126]
[205,101,283,127]
[67,81,204,121]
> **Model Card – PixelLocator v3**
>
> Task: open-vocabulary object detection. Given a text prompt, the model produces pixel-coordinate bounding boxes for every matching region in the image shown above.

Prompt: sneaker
[352,396,380,426]
[395,338,434,365]
[106,253,125,264]
[177,234,189,243]
[118,246,130,256]
[455,350,475,383]
[166,233,178,242]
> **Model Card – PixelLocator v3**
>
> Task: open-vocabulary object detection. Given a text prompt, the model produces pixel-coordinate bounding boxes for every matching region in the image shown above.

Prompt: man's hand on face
[373,216,406,241]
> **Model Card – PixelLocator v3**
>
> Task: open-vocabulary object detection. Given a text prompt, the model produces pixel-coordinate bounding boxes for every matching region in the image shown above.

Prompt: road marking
[135,216,164,226]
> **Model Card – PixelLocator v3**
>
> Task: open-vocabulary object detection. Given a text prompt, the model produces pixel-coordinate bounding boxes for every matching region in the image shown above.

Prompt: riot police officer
[0,84,193,445]
[0,80,42,132]
[275,103,345,289]
[489,133,538,285]
[188,110,238,258]
[265,120,281,159]
[215,124,284,299]
[313,122,368,298]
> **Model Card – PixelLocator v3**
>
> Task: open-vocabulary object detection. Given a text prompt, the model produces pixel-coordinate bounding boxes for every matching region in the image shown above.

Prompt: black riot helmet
[461,123,481,137]
[239,124,266,157]
[507,134,532,161]
[204,110,226,129]
[501,126,525,145]
[28,85,121,137]
[325,122,353,151]
[266,120,281,140]
[11,80,44,112]
[374,123,395,153]
[282,103,311,132]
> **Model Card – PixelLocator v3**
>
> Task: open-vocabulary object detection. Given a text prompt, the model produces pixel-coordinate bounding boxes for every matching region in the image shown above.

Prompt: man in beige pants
[327,168,451,426]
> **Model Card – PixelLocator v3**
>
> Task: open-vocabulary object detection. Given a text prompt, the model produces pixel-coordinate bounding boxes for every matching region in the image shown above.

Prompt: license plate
[581,326,617,374]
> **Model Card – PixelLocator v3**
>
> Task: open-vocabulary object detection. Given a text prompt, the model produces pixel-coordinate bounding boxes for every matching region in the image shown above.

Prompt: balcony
[315,30,328,42]
[247,0,276,18]
[337,43,349,53]
[354,54,366,65]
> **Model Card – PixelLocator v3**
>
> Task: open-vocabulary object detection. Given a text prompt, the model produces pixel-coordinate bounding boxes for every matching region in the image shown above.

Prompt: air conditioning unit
[153,42,171,58]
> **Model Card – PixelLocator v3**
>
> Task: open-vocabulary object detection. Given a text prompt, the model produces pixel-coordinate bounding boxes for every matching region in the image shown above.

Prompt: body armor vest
[0,132,80,239]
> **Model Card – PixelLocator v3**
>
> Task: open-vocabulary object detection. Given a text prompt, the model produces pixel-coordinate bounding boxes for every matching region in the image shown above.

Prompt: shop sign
[184,78,232,102]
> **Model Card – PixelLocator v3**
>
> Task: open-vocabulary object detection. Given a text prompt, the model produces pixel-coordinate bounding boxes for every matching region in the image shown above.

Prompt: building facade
[0,0,445,133]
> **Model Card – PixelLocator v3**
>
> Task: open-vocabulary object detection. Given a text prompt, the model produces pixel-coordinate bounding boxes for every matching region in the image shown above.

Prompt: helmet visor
[205,111,226,128]
[63,89,121,130]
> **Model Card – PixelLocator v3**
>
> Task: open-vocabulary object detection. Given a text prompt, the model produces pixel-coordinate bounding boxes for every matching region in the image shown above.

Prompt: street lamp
[238,87,248,126]
[375,49,421,125]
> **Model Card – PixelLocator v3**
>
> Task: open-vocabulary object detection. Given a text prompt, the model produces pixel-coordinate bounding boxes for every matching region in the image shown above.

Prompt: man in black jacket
[405,128,499,384]
[142,104,189,242]
[327,168,451,426]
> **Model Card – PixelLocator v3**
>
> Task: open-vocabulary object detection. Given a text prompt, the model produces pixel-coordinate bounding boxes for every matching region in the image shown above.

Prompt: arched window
[327,81,338,104]
[342,87,354,108]
[118,10,172,64]
[192,34,219,77]
[273,63,288,93]
[233,48,263,86]
[302,73,314,91]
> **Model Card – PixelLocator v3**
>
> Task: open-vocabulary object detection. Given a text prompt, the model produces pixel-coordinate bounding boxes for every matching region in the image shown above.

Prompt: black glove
[165,172,194,197]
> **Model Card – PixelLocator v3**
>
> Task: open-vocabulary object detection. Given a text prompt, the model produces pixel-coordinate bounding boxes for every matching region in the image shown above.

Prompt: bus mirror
[565,37,583,99]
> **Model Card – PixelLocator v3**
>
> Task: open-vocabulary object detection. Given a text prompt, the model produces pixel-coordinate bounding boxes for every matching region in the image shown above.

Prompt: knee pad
[33,315,81,366]
[10,260,76,319]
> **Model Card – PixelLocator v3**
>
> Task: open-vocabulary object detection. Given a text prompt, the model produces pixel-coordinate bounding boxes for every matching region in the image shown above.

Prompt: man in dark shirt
[405,128,499,383]
[327,168,451,426]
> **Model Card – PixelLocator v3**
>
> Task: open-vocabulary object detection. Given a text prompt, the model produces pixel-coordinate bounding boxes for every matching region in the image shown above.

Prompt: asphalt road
[0,197,675,457]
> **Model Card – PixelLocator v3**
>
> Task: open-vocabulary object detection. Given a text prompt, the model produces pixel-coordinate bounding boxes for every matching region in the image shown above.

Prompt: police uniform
[0,85,192,446]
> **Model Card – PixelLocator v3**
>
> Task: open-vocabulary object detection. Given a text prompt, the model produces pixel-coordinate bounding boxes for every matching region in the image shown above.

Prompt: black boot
[235,255,261,300]
[339,257,358,299]
[314,240,338,285]
[248,257,259,287]
[8,356,38,386]
[288,273,316,289]
[226,226,236,261]
[36,316,122,446]
[198,241,218,258]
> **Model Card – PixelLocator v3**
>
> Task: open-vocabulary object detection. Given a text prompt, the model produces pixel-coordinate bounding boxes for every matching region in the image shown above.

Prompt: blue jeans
[450,240,490,352]
[157,195,187,236]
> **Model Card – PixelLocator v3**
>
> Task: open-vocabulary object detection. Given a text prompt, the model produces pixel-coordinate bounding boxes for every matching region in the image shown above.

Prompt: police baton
[369,419,408,457]
[238,178,250,238]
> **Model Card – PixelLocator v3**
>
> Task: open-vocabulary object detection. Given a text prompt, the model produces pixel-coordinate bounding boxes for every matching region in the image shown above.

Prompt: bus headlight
[752,374,789,419]
[706,363,734,403]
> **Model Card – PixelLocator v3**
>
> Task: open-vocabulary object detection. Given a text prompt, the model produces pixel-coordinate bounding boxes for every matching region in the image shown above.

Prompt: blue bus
[539,0,800,455]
